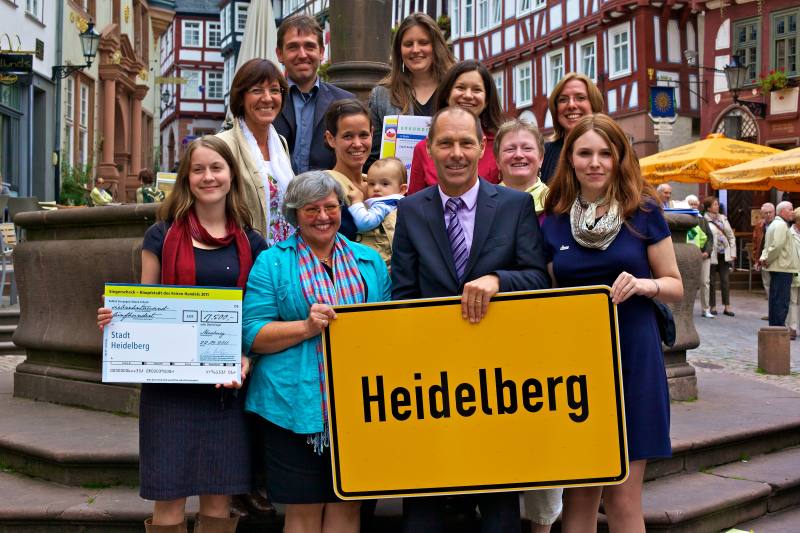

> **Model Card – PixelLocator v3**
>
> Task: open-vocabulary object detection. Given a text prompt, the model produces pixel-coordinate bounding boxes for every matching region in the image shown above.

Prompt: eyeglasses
[247,86,283,97]
[300,204,342,217]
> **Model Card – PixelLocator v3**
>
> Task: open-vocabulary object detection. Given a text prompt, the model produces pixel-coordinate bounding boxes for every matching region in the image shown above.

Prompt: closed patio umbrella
[639,133,781,186]
[709,146,800,191]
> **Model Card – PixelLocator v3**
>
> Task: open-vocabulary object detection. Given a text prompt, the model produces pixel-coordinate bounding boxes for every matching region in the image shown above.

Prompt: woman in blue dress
[541,114,683,532]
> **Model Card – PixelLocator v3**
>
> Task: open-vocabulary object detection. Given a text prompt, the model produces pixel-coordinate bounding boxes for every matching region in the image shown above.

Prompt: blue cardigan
[243,235,391,434]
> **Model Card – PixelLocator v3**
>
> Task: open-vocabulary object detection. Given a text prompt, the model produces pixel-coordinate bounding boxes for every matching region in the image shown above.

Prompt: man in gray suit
[273,14,354,173]
[391,106,550,531]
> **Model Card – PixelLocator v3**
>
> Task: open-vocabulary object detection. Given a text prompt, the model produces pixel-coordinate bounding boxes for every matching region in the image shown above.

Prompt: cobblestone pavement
[690,288,800,393]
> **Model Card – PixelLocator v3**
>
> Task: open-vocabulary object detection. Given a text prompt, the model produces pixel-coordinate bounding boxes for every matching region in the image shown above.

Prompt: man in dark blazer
[391,106,550,531]
[273,14,354,174]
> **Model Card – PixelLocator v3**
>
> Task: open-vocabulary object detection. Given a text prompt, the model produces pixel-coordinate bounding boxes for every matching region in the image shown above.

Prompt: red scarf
[161,209,252,288]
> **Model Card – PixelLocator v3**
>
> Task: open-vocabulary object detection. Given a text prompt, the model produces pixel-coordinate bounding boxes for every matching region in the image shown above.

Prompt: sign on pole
[323,287,628,500]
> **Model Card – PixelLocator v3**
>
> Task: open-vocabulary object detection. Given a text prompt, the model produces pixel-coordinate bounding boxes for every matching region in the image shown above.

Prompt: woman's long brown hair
[544,114,657,220]
[159,136,254,230]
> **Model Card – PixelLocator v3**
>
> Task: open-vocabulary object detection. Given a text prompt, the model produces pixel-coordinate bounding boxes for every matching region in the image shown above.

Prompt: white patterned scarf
[239,118,295,230]
[570,194,623,250]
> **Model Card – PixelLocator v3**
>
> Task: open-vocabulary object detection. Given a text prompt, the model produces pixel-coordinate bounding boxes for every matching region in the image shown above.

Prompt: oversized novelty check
[102,284,242,384]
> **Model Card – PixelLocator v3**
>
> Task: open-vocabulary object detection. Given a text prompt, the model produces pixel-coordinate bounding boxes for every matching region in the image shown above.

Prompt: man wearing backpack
[136,169,165,204]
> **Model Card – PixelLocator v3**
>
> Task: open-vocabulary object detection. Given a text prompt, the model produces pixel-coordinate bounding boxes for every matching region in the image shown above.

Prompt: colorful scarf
[296,234,366,453]
[161,208,252,288]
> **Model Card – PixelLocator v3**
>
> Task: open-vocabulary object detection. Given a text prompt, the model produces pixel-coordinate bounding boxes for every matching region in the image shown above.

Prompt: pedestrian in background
[136,169,166,204]
[685,195,714,317]
[656,184,674,208]
[753,202,776,306]
[703,196,736,316]
[761,201,799,334]
[787,206,800,338]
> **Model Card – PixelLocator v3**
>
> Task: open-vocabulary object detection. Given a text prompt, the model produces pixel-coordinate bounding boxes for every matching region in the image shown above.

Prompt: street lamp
[51,22,101,80]
[724,55,766,118]
[160,87,175,114]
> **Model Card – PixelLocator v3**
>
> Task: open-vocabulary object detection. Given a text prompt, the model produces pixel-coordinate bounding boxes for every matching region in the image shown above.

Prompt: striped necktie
[445,197,468,282]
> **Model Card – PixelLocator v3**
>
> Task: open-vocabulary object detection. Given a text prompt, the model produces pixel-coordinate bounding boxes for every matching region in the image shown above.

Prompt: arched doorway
[712,107,763,232]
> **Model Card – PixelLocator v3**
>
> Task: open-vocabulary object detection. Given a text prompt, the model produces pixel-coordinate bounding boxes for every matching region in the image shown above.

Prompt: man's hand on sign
[461,274,500,324]
[306,303,337,336]
[216,355,250,390]
[610,271,658,304]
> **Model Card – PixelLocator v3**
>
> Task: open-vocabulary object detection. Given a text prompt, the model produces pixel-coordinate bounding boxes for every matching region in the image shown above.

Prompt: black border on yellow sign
[323,286,626,499]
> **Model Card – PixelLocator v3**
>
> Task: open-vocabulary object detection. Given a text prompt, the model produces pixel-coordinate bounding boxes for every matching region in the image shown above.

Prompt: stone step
[595,445,800,532]
[646,372,800,481]
[0,470,285,533]
[0,341,23,356]
[0,394,139,486]
[0,307,19,327]
[735,505,800,532]
[0,325,15,343]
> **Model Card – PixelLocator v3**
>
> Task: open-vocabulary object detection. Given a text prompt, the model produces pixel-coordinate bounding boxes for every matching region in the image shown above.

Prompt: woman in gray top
[367,12,454,166]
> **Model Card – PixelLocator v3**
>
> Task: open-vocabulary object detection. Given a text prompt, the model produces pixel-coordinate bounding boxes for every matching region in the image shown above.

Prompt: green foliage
[60,162,92,206]
[437,15,451,40]
[759,69,789,93]
[318,61,331,82]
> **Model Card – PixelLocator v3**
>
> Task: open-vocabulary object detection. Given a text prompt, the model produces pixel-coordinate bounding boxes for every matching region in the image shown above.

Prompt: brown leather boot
[144,518,188,532]
[193,513,239,533]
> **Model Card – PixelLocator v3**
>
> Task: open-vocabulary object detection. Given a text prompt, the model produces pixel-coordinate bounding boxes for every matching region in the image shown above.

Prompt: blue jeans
[768,271,793,327]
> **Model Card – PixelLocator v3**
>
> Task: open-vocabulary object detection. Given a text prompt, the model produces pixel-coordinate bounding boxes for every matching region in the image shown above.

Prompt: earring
[537,168,542,180]
[401,62,405,73]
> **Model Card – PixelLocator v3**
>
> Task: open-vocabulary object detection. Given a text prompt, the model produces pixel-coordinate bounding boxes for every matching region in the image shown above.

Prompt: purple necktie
[446,197,468,282]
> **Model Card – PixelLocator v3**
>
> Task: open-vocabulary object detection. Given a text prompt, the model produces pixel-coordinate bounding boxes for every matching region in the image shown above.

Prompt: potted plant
[759,68,789,93]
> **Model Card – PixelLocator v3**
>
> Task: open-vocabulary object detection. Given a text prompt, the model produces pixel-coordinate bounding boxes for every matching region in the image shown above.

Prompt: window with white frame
[493,71,504,110]
[25,0,43,21]
[451,0,460,39]
[165,26,173,55]
[79,84,89,166]
[283,0,303,15]
[518,0,545,15]
[182,70,202,99]
[64,78,74,166]
[609,22,631,78]
[514,62,532,107]
[547,49,564,93]
[224,54,235,97]
[236,3,249,32]
[477,0,502,31]
[477,0,489,31]
[207,71,224,100]
[207,22,221,48]
[182,21,201,47]
[221,5,229,34]
[578,38,596,80]
[464,0,474,34]
[65,78,74,119]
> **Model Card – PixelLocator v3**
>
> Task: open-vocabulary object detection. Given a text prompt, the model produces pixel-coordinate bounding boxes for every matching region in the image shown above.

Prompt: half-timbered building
[450,0,703,162]
[159,0,225,170]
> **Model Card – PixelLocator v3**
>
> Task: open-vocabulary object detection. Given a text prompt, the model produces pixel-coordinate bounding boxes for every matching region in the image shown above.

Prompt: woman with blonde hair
[493,118,548,223]
[542,114,683,532]
[540,73,604,183]
[367,12,455,166]
[97,136,267,532]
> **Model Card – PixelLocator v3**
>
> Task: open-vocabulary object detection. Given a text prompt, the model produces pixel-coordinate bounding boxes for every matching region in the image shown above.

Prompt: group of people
[96,11,683,533]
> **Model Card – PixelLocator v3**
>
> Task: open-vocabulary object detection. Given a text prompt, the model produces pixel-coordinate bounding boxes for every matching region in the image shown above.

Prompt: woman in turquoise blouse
[242,170,390,533]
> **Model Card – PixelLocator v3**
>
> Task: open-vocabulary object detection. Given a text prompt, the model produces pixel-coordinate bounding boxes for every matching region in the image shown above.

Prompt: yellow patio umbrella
[639,133,782,186]
[710,146,800,191]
